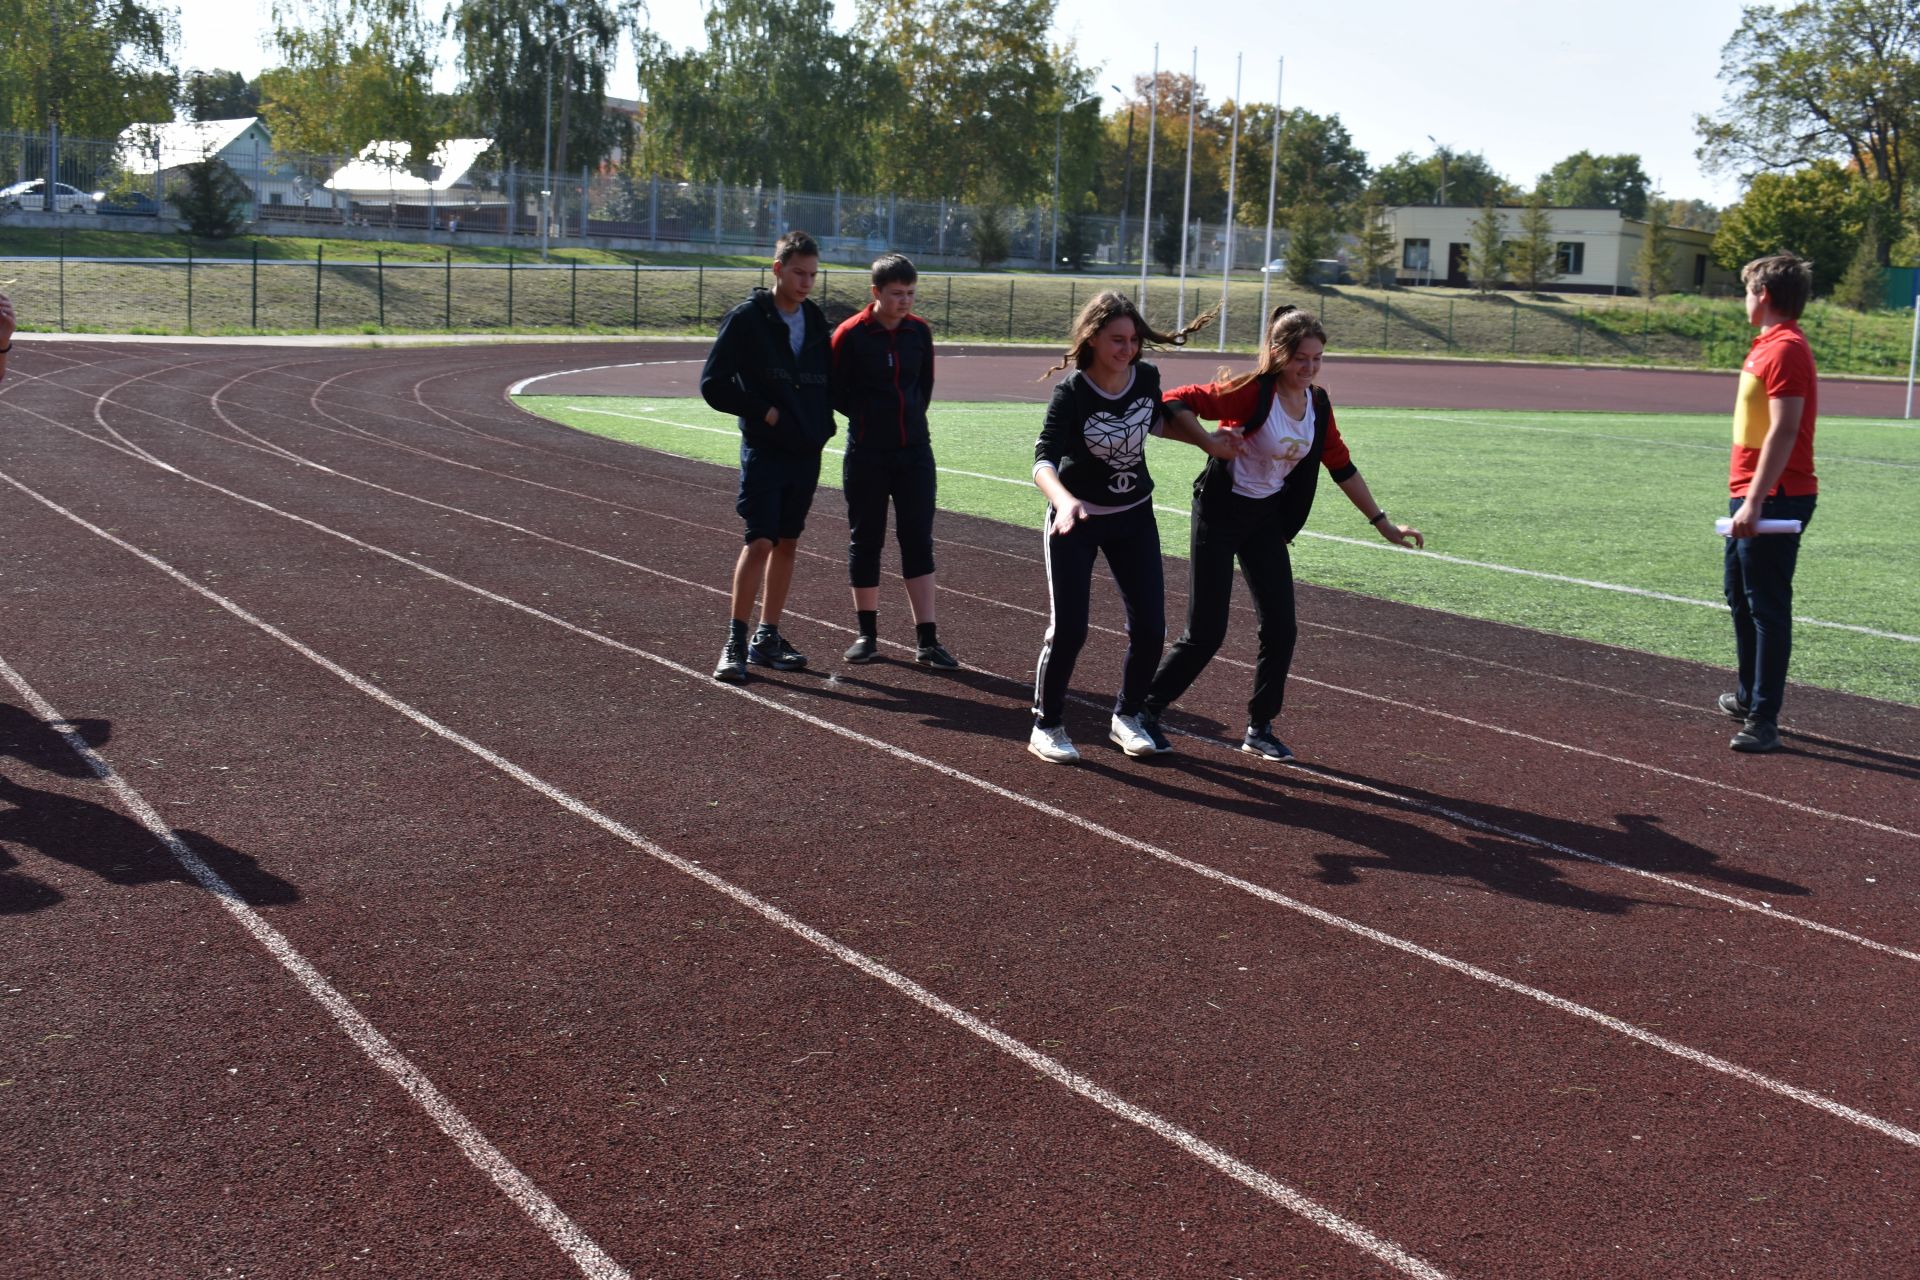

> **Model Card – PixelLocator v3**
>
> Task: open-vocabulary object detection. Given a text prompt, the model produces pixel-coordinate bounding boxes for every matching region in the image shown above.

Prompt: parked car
[1261,257,1352,285]
[98,191,161,217]
[1,179,102,213]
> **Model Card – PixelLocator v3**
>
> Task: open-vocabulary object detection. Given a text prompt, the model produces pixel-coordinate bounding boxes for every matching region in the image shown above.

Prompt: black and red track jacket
[830,305,935,451]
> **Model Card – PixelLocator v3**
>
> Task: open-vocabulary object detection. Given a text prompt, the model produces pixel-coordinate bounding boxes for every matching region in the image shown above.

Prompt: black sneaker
[1241,723,1294,761]
[1135,707,1173,754]
[915,640,960,669]
[844,634,879,663]
[747,630,807,671]
[713,635,748,684]
[1717,692,1750,720]
[1730,718,1781,753]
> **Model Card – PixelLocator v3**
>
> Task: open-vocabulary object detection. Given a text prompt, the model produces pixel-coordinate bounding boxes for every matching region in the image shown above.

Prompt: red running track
[1,340,1916,1279]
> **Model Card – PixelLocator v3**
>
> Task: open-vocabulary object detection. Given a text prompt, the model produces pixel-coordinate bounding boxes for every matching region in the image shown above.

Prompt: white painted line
[8,465,1916,1158]
[0,651,631,1280]
[506,359,703,397]
[561,405,1920,644]
[0,475,1447,1280]
[1392,410,1920,471]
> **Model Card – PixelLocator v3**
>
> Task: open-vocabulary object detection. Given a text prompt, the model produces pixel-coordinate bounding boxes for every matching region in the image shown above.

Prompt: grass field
[517,393,1920,707]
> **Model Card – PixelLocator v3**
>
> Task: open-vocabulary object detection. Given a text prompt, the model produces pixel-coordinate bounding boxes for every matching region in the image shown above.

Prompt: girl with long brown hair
[1139,306,1423,761]
[1026,292,1244,764]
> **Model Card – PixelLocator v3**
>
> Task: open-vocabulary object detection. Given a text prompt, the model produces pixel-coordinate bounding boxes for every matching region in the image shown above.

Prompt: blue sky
[179,0,1763,203]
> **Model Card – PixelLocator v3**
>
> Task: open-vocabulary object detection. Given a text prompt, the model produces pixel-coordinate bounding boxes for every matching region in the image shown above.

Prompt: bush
[171,158,252,239]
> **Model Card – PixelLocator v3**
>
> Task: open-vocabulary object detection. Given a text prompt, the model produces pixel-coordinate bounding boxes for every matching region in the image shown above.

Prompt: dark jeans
[1148,490,1297,727]
[736,443,821,544]
[1033,501,1164,727]
[844,445,938,587]
[1723,492,1816,724]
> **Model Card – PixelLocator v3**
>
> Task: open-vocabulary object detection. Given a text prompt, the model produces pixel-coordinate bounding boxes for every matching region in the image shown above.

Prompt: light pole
[1050,93,1095,272]
[1112,84,1135,267]
[1427,134,1450,206]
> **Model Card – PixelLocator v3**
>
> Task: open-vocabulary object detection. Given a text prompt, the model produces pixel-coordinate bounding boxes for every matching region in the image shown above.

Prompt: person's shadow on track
[0,705,299,916]
[782,664,1025,741]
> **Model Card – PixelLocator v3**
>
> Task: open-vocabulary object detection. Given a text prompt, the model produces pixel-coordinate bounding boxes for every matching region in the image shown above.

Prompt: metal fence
[0,126,1283,270]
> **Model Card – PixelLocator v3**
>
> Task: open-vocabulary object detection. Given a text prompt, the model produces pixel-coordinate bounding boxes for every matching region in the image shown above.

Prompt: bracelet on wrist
[1367,509,1388,526]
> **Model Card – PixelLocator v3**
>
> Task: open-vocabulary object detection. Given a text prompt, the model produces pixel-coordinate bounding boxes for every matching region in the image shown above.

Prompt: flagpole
[1259,58,1284,329]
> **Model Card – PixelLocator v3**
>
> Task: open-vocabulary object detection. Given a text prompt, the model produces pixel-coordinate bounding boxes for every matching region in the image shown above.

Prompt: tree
[262,0,441,159]
[454,0,634,179]
[179,69,260,121]
[1283,202,1337,286]
[1834,233,1887,310]
[1510,188,1561,293]
[1634,197,1673,299]
[171,156,251,238]
[1697,0,1920,256]
[638,0,888,191]
[972,203,1009,269]
[1712,159,1878,293]
[1370,149,1510,207]
[1467,195,1507,295]
[1536,150,1650,217]
[1666,197,1722,232]
[1351,191,1396,286]
[0,0,176,139]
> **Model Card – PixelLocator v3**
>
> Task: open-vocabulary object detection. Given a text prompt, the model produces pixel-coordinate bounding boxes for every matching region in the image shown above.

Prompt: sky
[177,0,1761,203]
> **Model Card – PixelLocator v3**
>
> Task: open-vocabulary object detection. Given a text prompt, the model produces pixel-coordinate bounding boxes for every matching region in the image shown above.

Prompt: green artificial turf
[516,393,1920,706]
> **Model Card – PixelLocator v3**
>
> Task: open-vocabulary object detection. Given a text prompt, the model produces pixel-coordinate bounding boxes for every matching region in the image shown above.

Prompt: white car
[1,179,102,214]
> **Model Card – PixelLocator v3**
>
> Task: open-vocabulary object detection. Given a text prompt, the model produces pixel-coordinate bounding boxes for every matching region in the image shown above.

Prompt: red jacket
[830,306,935,451]
[1165,375,1357,540]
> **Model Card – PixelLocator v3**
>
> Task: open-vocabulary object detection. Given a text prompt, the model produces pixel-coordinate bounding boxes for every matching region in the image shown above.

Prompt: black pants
[1148,490,1297,727]
[844,445,938,587]
[1723,492,1816,724]
[1033,501,1164,727]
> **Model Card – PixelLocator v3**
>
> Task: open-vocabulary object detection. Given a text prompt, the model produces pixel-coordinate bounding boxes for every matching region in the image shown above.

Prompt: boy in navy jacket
[829,253,956,668]
[701,230,835,683]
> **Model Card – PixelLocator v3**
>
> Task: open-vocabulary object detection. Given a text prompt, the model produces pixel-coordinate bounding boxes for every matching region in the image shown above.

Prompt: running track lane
[1,342,1915,1278]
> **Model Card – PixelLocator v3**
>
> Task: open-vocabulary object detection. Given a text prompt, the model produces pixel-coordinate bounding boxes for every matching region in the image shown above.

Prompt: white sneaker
[1108,713,1159,758]
[1028,722,1080,764]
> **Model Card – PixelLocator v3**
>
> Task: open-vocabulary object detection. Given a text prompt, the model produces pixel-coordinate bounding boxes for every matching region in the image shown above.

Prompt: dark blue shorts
[736,444,821,544]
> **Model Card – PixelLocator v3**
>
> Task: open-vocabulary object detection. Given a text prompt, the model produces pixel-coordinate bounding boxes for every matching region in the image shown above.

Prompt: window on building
[1694,254,1708,288]
[1556,242,1585,274]
[1402,239,1431,271]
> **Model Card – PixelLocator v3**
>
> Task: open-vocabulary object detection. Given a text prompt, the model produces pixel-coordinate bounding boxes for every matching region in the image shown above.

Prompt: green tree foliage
[171,155,251,238]
[1267,107,1368,217]
[0,0,176,137]
[638,0,888,190]
[1510,188,1561,293]
[262,0,440,160]
[1712,160,1879,293]
[1351,191,1396,286]
[179,69,261,121]
[972,202,1009,268]
[1666,197,1722,232]
[1697,0,1920,250]
[1834,233,1887,310]
[857,0,1072,203]
[1467,195,1508,295]
[1634,197,1673,299]
[454,0,634,178]
[1370,149,1509,207]
[1536,150,1650,217]
[1283,202,1337,286]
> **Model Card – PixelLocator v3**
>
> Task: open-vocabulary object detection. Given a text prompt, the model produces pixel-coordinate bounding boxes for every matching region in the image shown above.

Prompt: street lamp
[1050,92,1096,272]
[1427,134,1450,207]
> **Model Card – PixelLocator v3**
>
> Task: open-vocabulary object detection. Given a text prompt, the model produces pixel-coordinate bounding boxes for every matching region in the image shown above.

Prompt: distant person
[831,253,956,668]
[0,292,14,381]
[1141,306,1422,761]
[1027,292,1243,764]
[700,231,836,683]
[1719,253,1819,753]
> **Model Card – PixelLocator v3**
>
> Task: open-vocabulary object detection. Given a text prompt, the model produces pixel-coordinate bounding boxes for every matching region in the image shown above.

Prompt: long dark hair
[1042,290,1215,379]
[1219,305,1328,391]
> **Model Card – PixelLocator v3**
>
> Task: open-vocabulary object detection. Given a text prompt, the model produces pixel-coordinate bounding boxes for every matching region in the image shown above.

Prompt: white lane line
[0,652,631,1280]
[563,404,1920,645]
[8,464,1917,1158]
[1391,410,1920,471]
[0,474,1447,1280]
[506,359,703,397]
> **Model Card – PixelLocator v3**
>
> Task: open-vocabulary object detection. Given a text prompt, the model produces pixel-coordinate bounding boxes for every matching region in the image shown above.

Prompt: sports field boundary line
[8,455,1918,1157]
[0,652,632,1280]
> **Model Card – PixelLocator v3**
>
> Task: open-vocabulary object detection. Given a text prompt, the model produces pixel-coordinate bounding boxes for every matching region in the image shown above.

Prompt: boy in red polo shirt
[1720,253,1818,753]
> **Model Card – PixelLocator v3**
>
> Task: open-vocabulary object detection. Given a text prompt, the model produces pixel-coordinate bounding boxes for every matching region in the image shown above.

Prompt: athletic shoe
[747,630,807,671]
[1241,723,1294,761]
[1716,692,1750,720]
[1109,713,1159,759]
[915,640,960,669]
[1134,707,1174,754]
[713,635,748,684]
[844,634,879,663]
[1028,722,1080,764]
[1730,718,1781,753]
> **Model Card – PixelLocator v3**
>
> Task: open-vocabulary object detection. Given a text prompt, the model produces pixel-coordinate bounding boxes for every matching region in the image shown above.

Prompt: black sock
[729,618,749,643]
[857,610,878,638]
[915,621,939,646]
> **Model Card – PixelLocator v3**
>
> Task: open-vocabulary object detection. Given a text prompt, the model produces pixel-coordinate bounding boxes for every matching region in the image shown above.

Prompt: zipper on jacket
[889,327,905,446]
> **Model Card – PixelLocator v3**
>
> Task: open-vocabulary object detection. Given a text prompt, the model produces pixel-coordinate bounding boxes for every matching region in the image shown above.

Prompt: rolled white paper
[1715,517,1804,535]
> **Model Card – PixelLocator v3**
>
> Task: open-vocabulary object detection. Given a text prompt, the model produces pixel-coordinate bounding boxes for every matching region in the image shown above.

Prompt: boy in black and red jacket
[829,253,957,668]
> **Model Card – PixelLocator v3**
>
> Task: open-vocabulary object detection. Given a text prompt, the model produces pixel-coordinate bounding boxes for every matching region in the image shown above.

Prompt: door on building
[1447,242,1471,288]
